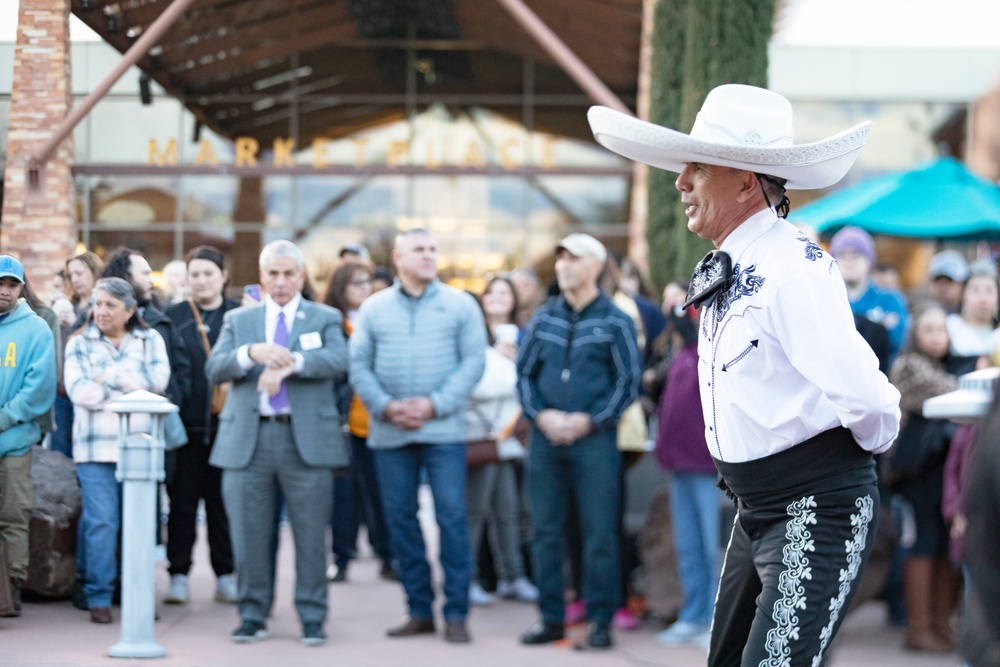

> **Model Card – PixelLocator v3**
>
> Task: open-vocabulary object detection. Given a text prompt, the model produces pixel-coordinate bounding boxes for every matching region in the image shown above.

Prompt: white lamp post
[104,390,177,659]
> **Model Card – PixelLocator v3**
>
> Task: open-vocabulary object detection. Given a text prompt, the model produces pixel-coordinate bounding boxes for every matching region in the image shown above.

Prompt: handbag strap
[188,299,213,356]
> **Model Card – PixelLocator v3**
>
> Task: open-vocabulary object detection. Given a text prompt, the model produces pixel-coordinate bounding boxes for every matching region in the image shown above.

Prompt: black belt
[260,414,292,424]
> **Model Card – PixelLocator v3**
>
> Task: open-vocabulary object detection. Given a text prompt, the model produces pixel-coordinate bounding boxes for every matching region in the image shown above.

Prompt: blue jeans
[76,462,122,607]
[374,442,469,621]
[331,435,392,568]
[668,471,722,626]
[52,395,74,458]
[528,430,621,627]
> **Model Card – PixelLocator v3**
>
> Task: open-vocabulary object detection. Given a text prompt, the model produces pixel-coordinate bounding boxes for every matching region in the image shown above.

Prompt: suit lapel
[254,304,266,344]
[287,300,310,351]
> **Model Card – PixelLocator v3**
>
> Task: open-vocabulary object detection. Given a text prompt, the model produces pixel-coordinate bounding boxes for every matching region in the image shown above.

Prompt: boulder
[25,446,81,599]
[635,487,684,621]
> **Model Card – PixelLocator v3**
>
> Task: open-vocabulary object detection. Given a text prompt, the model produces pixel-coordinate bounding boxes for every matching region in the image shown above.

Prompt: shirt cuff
[237,344,255,371]
[293,352,304,374]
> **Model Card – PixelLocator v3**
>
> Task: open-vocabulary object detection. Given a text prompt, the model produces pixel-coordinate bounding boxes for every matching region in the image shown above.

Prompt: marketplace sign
[147,136,558,169]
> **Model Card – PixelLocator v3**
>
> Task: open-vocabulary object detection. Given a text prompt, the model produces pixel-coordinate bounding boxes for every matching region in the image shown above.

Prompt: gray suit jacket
[206,299,349,469]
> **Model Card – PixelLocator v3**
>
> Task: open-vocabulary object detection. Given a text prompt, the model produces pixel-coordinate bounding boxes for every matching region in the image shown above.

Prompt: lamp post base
[108,641,166,659]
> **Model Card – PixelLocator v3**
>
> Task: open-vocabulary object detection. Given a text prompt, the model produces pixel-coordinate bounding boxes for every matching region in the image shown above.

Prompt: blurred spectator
[872,264,902,291]
[161,259,189,306]
[163,246,241,606]
[945,259,998,369]
[339,244,371,265]
[960,390,1000,666]
[349,228,486,643]
[618,258,666,362]
[928,250,969,315]
[100,247,191,411]
[465,276,536,607]
[0,256,57,619]
[54,251,104,461]
[323,261,395,584]
[516,233,640,650]
[642,280,689,405]
[65,251,104,314]
[887,304,962,652]
[371,266,392,292]
[652,305,718,649]
[829,226,910,362]
[510,268,543,329]
[65,277,170,624]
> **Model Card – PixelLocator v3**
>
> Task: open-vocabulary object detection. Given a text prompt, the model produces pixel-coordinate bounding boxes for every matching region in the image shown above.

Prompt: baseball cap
[555,233,607,263]
[828,226,876,263]
[0,255,25,283]
[928,250,970,283]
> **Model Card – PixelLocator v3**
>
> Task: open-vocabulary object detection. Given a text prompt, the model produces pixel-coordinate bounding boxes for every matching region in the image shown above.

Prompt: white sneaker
[655,620,710,646]
[469,582,495,606]
[164,574,189,605]
[215,574,238,603]
[497,577,539,602]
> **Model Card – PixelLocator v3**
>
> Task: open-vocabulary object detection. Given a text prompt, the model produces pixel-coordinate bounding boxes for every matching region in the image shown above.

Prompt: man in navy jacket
[516,233,640,650]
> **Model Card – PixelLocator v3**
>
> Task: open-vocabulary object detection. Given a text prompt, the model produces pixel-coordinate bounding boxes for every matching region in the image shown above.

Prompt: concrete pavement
[2,519,965,667]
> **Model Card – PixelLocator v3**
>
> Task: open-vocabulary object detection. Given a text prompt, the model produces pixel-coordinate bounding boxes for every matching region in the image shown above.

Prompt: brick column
[1,0,76,302]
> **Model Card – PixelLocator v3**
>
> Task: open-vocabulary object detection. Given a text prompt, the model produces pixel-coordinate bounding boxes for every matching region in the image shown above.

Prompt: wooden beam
[178,19,358,83]
[157,2,352,68]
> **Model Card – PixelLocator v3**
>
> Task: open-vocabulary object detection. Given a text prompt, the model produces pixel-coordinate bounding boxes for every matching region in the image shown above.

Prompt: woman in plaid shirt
[64,277,170,624]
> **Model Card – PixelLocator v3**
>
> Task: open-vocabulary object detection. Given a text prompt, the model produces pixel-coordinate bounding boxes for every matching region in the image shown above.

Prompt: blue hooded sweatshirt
[0,299,56,458]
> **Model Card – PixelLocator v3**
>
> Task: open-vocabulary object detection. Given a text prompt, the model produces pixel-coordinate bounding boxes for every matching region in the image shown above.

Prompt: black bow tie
[683,250,732,309]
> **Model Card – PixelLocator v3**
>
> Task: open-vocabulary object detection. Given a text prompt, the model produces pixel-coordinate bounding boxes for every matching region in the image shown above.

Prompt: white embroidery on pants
[760,496,817,667]
[811,494,874,667]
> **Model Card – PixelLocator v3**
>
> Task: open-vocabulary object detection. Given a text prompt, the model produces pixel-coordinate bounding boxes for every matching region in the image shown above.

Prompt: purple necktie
[269,311,290,412]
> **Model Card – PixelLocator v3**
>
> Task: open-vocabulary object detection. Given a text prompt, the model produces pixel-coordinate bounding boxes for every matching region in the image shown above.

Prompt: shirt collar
[264,292,301,321]
[719,207,780,260]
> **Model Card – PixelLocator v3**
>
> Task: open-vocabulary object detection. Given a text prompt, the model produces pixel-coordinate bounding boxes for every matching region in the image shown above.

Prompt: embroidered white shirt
[697,209,901,463]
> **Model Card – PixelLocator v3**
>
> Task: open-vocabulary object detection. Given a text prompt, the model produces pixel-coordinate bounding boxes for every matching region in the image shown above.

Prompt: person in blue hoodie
[0,255,57,617]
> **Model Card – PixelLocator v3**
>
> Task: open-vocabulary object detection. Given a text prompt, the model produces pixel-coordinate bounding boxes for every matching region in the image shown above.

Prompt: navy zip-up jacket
[516,292,640,434]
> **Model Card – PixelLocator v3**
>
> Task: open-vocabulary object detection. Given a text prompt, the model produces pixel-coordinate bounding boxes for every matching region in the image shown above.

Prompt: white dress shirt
[237,293,305,416]
[698,209,901,463]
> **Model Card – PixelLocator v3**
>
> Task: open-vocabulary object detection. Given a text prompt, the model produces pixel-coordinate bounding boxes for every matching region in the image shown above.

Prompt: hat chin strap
[755,174,790,219]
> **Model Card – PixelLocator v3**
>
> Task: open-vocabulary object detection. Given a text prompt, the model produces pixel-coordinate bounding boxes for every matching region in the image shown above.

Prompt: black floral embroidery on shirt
[797,235,825,261]
[713,263,765,323]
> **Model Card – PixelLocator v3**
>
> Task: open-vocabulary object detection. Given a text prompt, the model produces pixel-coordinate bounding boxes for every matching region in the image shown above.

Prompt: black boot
[2,578,21,618]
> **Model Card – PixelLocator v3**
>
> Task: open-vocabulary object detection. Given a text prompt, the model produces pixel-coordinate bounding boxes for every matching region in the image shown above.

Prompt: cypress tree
[646,0,776,291]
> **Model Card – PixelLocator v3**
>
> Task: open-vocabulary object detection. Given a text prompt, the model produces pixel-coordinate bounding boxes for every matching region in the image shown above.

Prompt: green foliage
[645,0,777,291]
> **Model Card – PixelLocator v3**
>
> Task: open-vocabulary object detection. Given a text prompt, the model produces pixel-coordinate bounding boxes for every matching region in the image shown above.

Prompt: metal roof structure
[71,0,642,145]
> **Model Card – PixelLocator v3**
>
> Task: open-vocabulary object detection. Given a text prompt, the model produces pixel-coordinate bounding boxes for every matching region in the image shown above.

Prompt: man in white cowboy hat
[589,85,901,665]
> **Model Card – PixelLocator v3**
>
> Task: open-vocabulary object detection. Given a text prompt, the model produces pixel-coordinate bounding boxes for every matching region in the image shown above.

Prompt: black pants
[166,440,233,577]
[710,428,879,667]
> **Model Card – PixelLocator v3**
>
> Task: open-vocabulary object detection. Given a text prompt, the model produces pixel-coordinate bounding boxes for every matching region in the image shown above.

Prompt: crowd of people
[0,83,998,666]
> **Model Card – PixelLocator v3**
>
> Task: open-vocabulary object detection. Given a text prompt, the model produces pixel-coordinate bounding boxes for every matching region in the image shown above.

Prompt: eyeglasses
[350,279,372,287]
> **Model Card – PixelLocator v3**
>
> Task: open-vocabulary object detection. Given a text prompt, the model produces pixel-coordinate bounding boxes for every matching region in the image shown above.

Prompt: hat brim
[587,106,871,190]
[0,272,24,283]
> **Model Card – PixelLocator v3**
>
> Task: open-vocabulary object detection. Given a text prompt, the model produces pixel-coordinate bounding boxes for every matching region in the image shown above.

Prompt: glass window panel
[87,97,185,163]
[87,176,179,228]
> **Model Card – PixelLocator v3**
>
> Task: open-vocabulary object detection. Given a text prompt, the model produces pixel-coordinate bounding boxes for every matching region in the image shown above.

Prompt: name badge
[299,331,322,350]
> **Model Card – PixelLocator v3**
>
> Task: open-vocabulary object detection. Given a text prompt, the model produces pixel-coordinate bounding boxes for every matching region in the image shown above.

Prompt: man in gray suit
[207,240,348,646]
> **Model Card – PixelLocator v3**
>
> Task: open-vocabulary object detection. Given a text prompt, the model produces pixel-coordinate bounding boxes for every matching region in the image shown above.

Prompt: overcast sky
[1,0,998,48]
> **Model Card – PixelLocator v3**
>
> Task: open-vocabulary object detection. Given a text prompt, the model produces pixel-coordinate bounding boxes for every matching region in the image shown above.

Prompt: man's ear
[735,170,759,203]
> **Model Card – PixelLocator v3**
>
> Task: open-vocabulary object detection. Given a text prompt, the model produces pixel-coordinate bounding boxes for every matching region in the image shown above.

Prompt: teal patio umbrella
[790,157,1000,240]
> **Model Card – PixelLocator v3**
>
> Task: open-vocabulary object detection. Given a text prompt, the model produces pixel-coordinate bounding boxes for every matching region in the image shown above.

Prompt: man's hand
[536,409,571,445]
[257,364,294,396]
[385,399,429,430]
[249,343,295,369]
[536,409,591,445]
[563,412,592,442]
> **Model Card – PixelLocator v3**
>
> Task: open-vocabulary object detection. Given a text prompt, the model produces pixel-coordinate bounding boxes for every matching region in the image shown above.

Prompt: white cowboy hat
[587,84,871,190]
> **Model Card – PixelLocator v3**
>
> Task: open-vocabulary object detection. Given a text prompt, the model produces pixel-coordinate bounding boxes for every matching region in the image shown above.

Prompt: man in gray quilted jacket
[350,228,486,644]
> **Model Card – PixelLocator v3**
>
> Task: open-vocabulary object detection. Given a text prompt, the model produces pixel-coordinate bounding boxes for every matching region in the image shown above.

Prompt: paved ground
[2,505,966,667]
